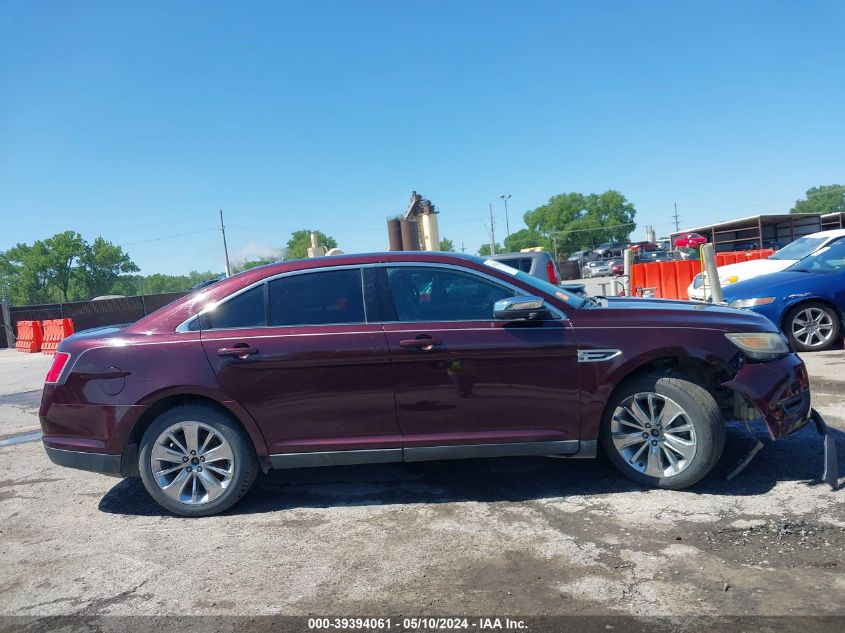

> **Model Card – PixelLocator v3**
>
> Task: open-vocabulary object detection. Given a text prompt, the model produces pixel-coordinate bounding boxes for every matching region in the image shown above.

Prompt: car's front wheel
[138,404,258,517]
[600,373,725,489]
[784,302,840,352]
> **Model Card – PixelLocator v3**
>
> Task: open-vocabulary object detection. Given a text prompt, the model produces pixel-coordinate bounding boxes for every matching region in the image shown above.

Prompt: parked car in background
[688,229,845,301]
[609,260,624,275]
[627,241,659,253]
[487,251,561,284]
[567,250,597,265]
[594,242,625,258]
[636,251,676,264]
[191,275,226,291]
[41,251,816,516]
[582,260,613,278]
[657,238,672,251]
[674,233,708,249]
[722,236,845,351]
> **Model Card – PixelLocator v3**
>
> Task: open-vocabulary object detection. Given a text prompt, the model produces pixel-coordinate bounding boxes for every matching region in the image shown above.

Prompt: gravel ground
[0,347,843,623]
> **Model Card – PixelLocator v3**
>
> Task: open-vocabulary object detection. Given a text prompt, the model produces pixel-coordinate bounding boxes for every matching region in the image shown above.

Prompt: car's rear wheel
[784,302,840,352]
[138,404,258,517]
[600,373,725,489]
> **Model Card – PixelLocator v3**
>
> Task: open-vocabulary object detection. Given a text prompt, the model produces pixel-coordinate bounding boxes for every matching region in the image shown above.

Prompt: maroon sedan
[41,252,818,516]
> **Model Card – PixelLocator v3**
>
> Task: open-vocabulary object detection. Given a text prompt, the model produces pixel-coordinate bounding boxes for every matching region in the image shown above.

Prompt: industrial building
[670,213,826,252]
[386,191,441,251]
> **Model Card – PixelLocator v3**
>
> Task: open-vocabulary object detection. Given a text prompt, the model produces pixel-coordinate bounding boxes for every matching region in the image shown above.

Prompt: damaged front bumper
[723,353,811,440]
[722,353,838,489]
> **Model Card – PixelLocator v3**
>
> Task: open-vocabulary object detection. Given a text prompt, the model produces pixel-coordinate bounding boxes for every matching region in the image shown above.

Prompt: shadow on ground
[99,423,844,517]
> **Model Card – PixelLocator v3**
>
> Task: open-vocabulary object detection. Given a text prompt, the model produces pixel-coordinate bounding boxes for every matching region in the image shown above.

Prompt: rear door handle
[399,338,443,350]
[217,346,259,358]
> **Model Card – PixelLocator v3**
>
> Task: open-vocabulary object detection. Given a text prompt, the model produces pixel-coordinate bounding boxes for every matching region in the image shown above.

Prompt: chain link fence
[0,291,188,348]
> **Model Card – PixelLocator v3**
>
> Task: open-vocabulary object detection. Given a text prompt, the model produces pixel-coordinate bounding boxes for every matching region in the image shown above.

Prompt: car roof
[488,252,549,259]
[123,251,520,334]
[806,228,845,239]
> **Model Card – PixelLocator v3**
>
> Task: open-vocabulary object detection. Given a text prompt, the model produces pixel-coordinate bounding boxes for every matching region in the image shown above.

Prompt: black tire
[138,404,258,517]
[783,301,841,352]
[600,373,725,490]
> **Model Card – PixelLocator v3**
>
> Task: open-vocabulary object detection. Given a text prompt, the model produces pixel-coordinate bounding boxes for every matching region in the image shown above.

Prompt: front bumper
[723,353,811,440]
[44,445,123,477]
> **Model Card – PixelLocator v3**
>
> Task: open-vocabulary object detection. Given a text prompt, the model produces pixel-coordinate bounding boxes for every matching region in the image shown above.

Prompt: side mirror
[494,296,551,321]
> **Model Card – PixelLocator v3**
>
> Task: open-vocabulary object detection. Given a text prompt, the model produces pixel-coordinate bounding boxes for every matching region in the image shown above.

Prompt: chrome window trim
[175,260,567,333]
[176,264,368,333]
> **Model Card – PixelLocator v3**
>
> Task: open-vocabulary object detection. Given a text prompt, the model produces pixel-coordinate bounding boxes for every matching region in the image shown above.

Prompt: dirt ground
[0,347,843,624]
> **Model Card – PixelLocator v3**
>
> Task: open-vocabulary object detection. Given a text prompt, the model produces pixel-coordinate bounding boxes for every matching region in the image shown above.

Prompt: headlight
[719,275,739,285]
[725,332,789,361]
[729,297,775,309]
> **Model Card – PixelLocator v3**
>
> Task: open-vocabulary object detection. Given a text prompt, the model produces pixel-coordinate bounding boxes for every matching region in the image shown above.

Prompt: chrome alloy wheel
[791,307,835,349]
[150,422,235,505]
[610,392,697,478]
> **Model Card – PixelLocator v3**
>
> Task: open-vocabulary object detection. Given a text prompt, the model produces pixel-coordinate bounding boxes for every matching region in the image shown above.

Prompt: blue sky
[1,0,843,274]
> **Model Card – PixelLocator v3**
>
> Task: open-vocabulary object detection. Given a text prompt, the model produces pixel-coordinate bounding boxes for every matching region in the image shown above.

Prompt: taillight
[546,260,560,284]
[45,352,71,384]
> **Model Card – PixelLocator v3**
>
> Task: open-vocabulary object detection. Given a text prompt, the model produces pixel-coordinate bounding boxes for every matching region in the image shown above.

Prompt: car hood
[589,296,777,332]
[722,270,831,301]
[701,257,794,281]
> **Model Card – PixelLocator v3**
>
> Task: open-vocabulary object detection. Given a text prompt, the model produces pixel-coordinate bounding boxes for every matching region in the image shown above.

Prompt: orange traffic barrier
[630,249,774,300]
[41,318,75,355]
[15,321,43,353]
[715,249,773,267]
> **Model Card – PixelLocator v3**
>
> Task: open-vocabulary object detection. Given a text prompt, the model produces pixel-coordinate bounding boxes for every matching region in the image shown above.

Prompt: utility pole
[500,194,512,252]
[673,203,680,233]
[488,203,497,255]
[219,209,231,277]
[460,241,466,253]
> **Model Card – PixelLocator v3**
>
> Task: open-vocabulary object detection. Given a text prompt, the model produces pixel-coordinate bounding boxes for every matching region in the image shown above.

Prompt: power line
[119,228,218,248]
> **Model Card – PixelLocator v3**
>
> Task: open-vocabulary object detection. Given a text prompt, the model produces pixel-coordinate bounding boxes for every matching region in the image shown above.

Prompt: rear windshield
[491,256,533,273]
[769,236,826,260]
[483,260,586,308]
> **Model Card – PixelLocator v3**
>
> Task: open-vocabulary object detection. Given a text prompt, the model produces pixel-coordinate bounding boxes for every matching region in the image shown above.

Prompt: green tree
[285,230,337,260]
[477,243,503,257]
[233,257,279,273]
[139,270,219,295]
[76,237,139,298]
[439,238,455,252]
[43,231,87,301]
[503,229,548,253]
[524,190,636,257]
[0,241,54,304]
[790,184,845,215]
[110,274,144,297]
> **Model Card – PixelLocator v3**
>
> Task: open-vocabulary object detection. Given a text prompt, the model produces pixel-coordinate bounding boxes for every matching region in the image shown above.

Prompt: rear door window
[268,268,366,326]
[200,285,266,330]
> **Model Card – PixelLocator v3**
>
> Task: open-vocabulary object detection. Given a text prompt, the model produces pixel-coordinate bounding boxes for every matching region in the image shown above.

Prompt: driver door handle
[399,338,443,350]
[217,345,259,358]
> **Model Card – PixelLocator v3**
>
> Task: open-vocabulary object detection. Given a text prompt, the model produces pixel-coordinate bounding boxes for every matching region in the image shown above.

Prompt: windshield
[769,236,826,260]
[787,238,845,273]
[483,259,586,308]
